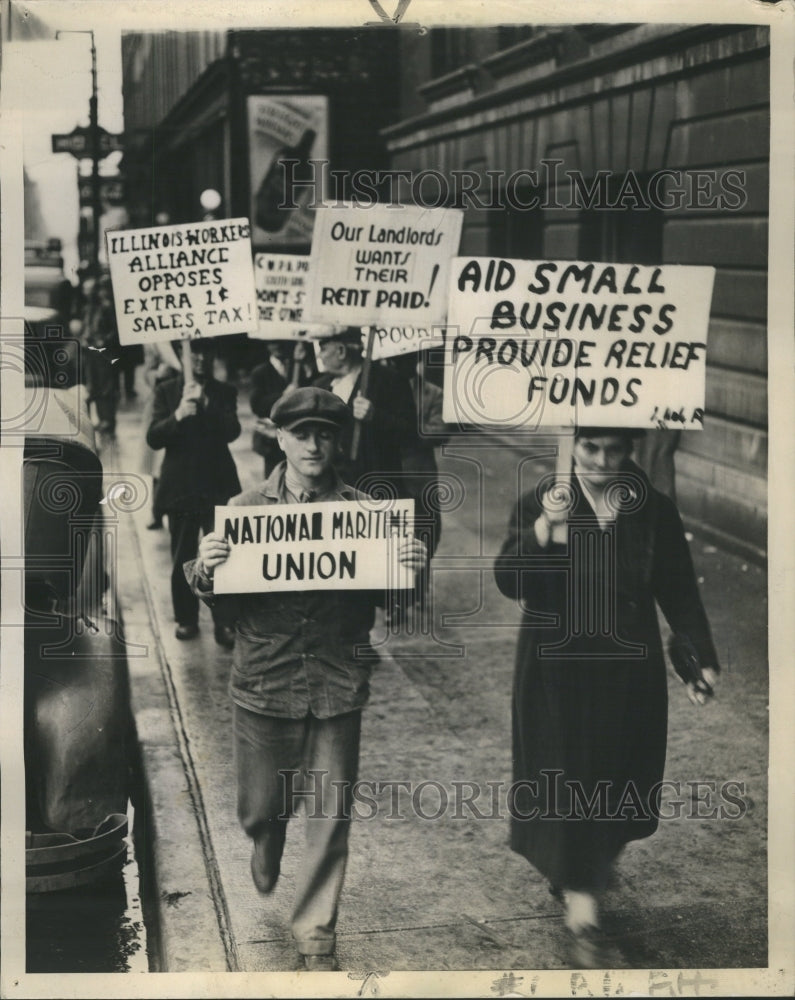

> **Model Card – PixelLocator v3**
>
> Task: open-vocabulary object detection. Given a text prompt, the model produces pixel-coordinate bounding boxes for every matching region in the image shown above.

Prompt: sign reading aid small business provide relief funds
[106,219,258,346]
[443,258,715,429]
[213,499,415,594]
[305,203,463,327]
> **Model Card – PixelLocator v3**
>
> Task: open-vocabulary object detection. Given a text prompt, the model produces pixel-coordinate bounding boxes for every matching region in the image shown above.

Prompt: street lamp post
[56,29,100,276]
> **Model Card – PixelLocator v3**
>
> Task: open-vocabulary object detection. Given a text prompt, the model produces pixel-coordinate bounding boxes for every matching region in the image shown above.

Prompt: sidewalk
[106,383,768,974]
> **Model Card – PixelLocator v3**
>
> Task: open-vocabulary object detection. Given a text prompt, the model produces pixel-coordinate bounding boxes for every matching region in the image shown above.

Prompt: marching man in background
[185,386,426,971]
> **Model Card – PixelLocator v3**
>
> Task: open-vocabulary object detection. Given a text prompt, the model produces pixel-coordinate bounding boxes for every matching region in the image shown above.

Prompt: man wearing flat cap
[185,386,426,972]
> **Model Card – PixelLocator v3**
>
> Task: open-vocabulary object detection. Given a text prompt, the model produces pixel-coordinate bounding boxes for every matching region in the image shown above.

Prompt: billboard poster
[247,94,328,250]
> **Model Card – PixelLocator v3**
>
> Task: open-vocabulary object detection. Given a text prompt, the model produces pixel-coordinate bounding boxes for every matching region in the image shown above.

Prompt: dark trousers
[234,704,362,955]
[85,351,118,434]
[168,508,215,627]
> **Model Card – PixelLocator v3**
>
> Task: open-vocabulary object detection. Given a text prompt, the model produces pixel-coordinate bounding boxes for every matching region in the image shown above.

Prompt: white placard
[443,257,715,430]
[370,324,446,360]
[305,203,463,327]
[250,252,334,340]
[106,219,258,346]
[213,499,415,594]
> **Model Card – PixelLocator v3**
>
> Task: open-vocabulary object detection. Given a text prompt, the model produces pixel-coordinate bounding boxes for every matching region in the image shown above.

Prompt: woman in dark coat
[494,427,719,965]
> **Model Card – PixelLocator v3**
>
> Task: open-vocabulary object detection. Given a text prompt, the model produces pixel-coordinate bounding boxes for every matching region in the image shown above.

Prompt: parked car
[24,385,132,891]
[23,304,80,390]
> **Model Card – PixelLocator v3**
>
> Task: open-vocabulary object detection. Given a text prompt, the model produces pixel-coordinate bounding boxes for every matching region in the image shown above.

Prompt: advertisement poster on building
[247,94,328,250]
[1,2,793,1000]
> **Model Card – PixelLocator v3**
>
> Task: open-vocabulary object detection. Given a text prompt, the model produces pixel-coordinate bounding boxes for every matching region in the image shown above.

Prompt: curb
[118,504,232,973]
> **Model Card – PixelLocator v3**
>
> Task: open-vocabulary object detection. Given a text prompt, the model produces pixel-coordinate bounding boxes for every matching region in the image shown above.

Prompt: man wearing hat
[313,327,417,499]
[147,337,241,646]
[186,386,426,971]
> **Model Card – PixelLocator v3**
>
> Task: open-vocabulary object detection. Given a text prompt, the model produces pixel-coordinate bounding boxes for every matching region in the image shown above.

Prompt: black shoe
[146,517,163,530]
[214,624,235,649]
[250,842,279,895]
[175,623,199,640]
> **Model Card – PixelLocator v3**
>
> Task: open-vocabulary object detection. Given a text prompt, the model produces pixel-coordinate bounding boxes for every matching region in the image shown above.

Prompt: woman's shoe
[566,925,624,969]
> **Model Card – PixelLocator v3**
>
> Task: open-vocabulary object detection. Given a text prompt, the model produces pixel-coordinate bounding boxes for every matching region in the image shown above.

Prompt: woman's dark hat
[271,387,351,431]
[575,425,647,441]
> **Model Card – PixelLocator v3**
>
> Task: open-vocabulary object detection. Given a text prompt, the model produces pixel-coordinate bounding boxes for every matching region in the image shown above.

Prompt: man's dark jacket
[314,362,417,496]
[146,375,241,512]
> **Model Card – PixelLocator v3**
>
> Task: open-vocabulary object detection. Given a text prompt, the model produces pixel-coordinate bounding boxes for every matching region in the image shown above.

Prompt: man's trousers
[167,508,215,627]
[233,703,362,956]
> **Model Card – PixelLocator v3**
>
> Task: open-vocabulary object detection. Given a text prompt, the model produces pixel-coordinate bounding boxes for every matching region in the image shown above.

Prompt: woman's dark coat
[493,460,719,891]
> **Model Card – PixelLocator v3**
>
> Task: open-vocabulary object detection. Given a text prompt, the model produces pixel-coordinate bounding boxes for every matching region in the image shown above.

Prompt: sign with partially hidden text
[305,203,463,327]
[442,258,715,430]
[106,219,258,346]
[250,252,333,340]
[213,499,415,594]
[371,324,446,361]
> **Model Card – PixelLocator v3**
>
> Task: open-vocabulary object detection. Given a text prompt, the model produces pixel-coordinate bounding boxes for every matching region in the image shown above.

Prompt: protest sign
[442,257,715,430]
[106,219,258,346]
[213,498,415,594]
[250,252,334,340]
[305,203,463,327]
[371,324,446,361]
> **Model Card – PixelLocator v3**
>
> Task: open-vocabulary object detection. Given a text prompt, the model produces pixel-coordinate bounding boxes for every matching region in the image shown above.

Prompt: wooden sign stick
[181,338,192,380]
[551,430,574,544]
[351,326,375,462]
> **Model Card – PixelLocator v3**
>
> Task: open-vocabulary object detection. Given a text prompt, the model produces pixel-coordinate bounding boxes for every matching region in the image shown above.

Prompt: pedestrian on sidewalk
[146,337,240,647]
[80,272,121,439]
[139,340,182,530]
[186,387,426,971]
[494,426,720,968]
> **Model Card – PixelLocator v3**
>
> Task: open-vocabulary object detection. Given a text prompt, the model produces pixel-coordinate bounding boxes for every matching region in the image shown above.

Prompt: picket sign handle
[551,431,574,545]
[181,337,191,379]
[350,327,375,462]
[289,341,304,388]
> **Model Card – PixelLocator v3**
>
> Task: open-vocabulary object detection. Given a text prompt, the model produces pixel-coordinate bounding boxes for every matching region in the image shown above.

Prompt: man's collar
[260,461,356,502]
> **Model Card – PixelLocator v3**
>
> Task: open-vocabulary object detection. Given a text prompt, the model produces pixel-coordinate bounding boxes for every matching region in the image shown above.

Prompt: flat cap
[271,386,351,431]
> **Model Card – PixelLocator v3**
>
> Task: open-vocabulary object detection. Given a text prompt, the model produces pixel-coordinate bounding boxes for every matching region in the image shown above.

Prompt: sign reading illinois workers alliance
[106,219,258,345]
[443,257,715,430]
[213,499,416,594]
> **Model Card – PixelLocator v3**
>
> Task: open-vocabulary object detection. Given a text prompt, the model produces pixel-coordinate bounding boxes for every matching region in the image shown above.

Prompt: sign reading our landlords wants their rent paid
[213,499,415,594]
[106,219,258,346]
[443,258,715,430]
[250,253,332,340]
[305,204,463,327]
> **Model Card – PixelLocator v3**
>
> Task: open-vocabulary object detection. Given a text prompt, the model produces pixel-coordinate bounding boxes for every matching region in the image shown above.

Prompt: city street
[105,376,768,974]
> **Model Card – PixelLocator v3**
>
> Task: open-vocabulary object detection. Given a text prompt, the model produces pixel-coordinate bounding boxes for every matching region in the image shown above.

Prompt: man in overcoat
[146,337,240,645]
[313,327,417,500]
